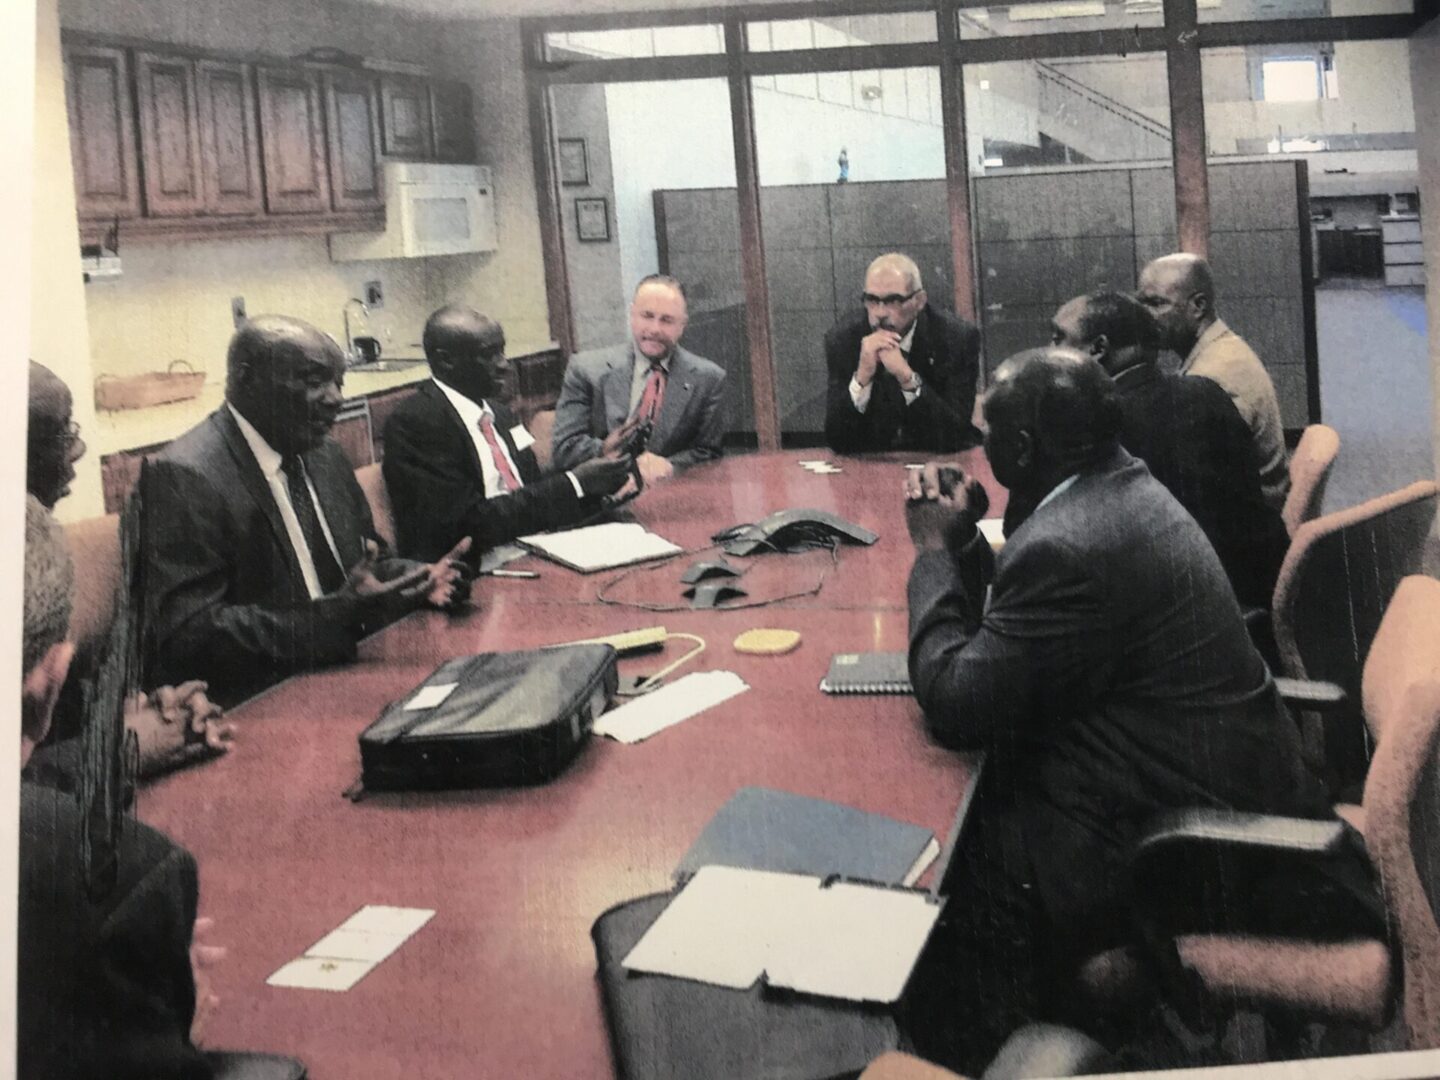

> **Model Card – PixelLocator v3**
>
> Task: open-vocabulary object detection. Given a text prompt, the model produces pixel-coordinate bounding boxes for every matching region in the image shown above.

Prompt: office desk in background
[137,450,998,1079]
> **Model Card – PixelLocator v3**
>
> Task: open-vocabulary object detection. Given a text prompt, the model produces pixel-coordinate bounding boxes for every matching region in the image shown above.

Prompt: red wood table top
[137,450,992,1079]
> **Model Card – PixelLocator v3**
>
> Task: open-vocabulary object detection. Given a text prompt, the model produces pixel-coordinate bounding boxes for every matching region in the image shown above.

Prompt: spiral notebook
[820,652,912,695]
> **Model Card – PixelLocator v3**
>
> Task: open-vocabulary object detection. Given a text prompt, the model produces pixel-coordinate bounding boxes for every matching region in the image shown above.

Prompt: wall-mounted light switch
[364,280,384,309]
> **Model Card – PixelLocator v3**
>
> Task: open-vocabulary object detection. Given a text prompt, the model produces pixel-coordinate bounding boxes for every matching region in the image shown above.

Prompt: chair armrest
[1128,807,1381,942]
[1135,807,1346,860]
[1274,677,1349,712]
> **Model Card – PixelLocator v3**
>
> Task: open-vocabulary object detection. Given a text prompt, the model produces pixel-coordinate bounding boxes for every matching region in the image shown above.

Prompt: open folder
[622,866,942,1003]
[518,522,682,573]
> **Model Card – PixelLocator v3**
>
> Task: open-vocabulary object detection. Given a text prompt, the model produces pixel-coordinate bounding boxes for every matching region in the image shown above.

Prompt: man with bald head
[824,252,981,453]
[1051,291,1288,608]
[384,304,634,563]
[1137,252,1289,508]
[901,348,1325,1072]
[136,315,469,706]
[552,274,728,483]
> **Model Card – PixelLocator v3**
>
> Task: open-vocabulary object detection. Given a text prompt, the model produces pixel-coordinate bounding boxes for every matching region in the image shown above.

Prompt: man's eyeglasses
[861,289,920,309]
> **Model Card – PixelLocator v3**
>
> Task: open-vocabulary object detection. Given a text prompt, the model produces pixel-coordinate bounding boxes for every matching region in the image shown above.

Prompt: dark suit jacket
[908,447,1326,935]
[551,342,727,472]
[1114,364,1290,608]
[384,381,607,563]
[824,304,982,453]
[19,779,211,1079]
[137,406,416,706]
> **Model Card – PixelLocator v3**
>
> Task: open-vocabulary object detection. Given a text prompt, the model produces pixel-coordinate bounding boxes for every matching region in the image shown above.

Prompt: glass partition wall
[524,0,1428,455]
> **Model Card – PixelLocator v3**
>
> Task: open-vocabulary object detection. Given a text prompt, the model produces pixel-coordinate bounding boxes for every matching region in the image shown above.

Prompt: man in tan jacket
[1137,252,1289,510]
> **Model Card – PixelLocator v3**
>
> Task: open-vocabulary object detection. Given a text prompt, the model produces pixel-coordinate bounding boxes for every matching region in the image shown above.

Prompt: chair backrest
[1282,423,1340,537]
[62,513,122,661]
[1359,576,1440,1049]
[1272,480,1438,700]
[528,408,556,473]
[353,463,395,549]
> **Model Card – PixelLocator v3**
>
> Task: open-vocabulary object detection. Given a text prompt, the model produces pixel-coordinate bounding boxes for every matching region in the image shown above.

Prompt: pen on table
[483,569,540,579]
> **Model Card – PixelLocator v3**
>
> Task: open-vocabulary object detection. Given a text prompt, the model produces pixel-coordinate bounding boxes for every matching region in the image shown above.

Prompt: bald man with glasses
[824,253,982,454]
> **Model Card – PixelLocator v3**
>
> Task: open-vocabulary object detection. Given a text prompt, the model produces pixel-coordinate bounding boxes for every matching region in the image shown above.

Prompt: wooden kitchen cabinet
[379,74,434,159]
[256,65,332,215]
[133,50,205,217]
[196,59,265,216]
[64,42,141,221]
[429,79,475,164]
[324,70,385,214]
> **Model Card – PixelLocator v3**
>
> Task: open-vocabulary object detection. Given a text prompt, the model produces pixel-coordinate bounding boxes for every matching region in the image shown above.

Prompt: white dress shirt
[850,322,921,413]
[228,404,345,601]
[432,378,585,498]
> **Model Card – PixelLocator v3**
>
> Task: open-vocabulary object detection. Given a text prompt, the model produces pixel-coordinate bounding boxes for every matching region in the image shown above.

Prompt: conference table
[138,449,1001,1079]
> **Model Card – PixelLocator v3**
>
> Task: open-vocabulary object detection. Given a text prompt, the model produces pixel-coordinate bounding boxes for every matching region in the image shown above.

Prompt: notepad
[622,866,941,1003]
[820,652,912,695]
[518,522,682,573]
[593,671,749,744]
[676,787,939,887]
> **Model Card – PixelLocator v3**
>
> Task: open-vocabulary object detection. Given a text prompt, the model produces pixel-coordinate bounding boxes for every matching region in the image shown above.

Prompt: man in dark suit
[552,274,727,483]
[383,305,634,563]
[19,494,216,1079]
[1050,292,1289,608]
[901,348,1327,1074]
[28,361,235,779]
[136,315,469,707]
[824,252,981,453]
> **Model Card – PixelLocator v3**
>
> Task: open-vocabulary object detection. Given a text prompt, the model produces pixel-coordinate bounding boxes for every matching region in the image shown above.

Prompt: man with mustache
[824,252,982,454]
[552,274,728,485]
[136,315,470,706]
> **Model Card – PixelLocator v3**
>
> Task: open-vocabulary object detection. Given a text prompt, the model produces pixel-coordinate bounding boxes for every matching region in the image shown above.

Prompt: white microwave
[329,162,497,261]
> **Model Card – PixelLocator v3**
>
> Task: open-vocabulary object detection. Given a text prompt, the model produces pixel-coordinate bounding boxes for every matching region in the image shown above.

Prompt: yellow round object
[733,629,802,655]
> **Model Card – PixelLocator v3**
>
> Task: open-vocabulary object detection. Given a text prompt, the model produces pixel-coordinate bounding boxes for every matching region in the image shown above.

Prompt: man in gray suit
[551,275,727,485]
[901,348,1327,1074]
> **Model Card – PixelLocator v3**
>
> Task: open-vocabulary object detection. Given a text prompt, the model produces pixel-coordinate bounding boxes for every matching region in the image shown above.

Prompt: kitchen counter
[92,343,559,457]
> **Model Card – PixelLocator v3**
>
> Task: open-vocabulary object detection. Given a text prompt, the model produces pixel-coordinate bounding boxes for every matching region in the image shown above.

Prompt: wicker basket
[95,360,206,411]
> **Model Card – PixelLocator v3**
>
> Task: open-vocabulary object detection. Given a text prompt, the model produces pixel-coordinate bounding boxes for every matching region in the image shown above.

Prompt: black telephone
[602,419,654,509]
[713,509,878,556]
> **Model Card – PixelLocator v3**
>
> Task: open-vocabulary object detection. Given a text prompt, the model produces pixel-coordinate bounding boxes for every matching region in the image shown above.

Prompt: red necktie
[636,363,667,423]
[478,413,521,495]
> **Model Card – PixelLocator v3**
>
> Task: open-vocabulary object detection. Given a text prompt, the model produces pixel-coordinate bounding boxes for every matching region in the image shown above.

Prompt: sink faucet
[342,297,369,364]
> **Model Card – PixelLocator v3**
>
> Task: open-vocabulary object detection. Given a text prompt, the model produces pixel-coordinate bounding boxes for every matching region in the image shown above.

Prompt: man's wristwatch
[900,371,922,394]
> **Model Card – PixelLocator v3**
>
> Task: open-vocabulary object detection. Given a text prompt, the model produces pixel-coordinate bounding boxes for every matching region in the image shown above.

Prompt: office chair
[1282,424,1340,538]
[1271,480,1438,790]
[354,462,397,549]
[1073,575,1440,1061]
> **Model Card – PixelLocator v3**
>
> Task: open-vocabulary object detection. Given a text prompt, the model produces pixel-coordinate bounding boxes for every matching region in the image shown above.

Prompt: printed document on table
[593,671,749,744]
[518,522,681,572]
[622,866,941,1002]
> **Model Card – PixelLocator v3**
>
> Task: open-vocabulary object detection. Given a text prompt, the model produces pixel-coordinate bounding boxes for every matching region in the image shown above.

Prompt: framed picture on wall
[575,197,610,242]
[558,137,590,186]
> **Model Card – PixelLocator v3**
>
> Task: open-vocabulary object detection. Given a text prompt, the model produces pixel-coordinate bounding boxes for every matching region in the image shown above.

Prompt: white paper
[267,906,435,993]
[623,866,940,1003]
[267,957,375,992]
[592,671,748,744]
[404,683,457,711]
[518,522,681,572]
[509,423,536,451]
[341,905,435,937]
[305,927,409,964]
